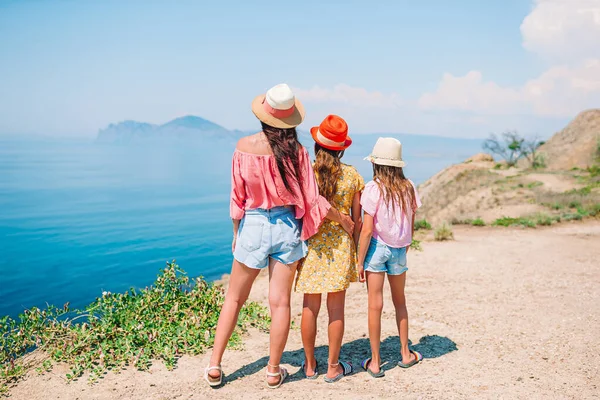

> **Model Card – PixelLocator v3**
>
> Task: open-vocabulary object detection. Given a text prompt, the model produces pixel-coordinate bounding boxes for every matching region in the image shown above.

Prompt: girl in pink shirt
[205,84,354,389]
[357,137,423,378]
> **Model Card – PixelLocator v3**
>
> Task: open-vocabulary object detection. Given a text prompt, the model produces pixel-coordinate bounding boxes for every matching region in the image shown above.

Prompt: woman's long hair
[313,143,344,202]
[372,164,416,214]
[261,122,303,197]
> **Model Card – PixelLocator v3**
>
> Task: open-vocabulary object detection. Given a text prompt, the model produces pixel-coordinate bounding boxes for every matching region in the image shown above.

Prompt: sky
[0,0,599,138]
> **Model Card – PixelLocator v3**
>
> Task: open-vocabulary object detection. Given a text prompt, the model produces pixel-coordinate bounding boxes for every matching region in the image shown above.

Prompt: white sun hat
[251,83,305,129]
[364,137,406,167]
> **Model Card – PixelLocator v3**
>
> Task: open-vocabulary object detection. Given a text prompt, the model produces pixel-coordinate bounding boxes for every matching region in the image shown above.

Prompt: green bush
[471,218,485,226]
[414,219,432,231]
[0,262,270,393]
[527,181,544,189]
[492,217,536,228]
[410,238,423,251]
[434,223,454,241]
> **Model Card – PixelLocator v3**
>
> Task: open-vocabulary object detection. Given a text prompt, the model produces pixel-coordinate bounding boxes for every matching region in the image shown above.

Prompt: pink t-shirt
[360,180,422,248]
[230,147,331,241]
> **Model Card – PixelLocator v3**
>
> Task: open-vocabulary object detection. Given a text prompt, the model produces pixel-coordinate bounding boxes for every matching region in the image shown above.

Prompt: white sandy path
[8,221,600,400]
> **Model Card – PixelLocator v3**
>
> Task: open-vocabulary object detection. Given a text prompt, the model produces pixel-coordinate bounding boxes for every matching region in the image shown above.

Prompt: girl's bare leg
[388,273,415,364]
[301,293,321,376]
[266,258,299,385]
[208,260,261,378]
[366,271,385,373]
[326,290,346,378]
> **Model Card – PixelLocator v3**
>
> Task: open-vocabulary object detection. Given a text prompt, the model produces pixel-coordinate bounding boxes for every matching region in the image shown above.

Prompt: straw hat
[364,137,406,167]
[251,84,305,129]
[311,114,352,151]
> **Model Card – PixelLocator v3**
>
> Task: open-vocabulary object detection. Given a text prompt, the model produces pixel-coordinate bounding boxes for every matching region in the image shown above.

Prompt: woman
[204,84,354,389]
[294,115,364,383]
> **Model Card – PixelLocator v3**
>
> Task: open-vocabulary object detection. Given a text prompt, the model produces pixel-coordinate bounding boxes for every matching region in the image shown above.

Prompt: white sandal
[266,363,288,389]
[204,365,223,387]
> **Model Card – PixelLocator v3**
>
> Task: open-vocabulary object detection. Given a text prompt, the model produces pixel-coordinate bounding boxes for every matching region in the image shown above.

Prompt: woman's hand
[339,213,355,236]
[232,234,237,253]
[358,264,366,283]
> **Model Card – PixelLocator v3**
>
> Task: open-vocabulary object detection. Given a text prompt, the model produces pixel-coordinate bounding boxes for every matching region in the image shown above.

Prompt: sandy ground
[8,221,600,399]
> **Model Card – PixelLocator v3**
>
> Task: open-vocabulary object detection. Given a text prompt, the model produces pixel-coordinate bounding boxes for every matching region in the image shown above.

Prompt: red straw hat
[310,115,352,151]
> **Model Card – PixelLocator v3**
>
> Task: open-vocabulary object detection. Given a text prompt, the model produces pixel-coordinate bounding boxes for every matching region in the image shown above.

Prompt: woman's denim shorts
[233,206,308,269]
[364,238,408,275]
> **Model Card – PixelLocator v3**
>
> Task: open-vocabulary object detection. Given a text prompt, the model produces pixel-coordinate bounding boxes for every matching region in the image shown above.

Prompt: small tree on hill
[483,131,528,167]
[523,135,546,169]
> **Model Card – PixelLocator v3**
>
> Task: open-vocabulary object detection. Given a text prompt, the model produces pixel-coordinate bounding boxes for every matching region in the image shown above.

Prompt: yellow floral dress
[295,164,365,293]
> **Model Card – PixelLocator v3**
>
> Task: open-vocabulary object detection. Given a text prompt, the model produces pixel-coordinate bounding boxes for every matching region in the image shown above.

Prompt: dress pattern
[295,164,365,293]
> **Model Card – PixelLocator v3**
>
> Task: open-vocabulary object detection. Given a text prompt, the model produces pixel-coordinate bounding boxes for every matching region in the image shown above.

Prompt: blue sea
[0,134,482,318]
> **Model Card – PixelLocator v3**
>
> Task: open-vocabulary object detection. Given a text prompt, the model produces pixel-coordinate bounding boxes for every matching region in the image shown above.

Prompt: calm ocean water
[0,134,482,317]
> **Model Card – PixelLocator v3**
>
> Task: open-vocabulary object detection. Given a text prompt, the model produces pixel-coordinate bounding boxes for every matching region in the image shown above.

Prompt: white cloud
[520,0,600,62]
[419,58,600,118]
[418,0,600,118]
[417,71,526,115]
[292,84,403,109]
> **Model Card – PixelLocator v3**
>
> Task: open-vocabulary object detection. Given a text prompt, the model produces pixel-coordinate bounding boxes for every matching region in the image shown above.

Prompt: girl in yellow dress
[295,114,364,383]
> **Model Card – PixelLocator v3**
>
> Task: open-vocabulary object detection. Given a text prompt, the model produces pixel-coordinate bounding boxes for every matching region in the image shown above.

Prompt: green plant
[450,218,472,225]
[527,181,544,189]
[471,218,485,226]
[0,262,270,393]
[410,239,423,251]
[562,213,583,221]
[434,223,454,241]
[492,217,536,228]
[532,153,546,169]
[414,219,432,231]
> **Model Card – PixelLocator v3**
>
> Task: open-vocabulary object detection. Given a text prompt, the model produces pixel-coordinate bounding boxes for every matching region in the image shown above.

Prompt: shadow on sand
[225,334,457,383]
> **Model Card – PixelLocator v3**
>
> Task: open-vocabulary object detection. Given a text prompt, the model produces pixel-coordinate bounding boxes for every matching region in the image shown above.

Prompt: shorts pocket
[239,222,265,252]
[276,215,301,250]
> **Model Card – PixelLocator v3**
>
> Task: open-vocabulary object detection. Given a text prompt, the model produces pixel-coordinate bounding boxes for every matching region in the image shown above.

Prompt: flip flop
[301,359,319,380]
[204,365,223,387]
[324,360,353,383]
[398,350,423,368]
[361,358,385,378]
[266,365,289,389]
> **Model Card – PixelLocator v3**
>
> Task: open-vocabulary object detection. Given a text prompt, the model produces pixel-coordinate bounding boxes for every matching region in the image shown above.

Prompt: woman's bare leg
[208,260,261,378]
[266,258,299,385]
[326,290,346,378]
[301,293,321,376]
[388,273,415,364]
[366,271,385,373]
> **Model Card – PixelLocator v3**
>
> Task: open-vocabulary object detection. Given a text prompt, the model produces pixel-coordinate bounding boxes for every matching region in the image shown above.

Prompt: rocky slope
[418,111,600,226]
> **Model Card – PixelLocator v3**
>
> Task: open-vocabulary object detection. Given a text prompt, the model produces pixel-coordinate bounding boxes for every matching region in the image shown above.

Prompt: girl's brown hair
[261,122,303,198]
[372,163,416,213]
[313,143,344,202]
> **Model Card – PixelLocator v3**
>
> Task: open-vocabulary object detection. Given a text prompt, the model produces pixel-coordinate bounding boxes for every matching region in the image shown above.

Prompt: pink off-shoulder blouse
[230,147,331,241]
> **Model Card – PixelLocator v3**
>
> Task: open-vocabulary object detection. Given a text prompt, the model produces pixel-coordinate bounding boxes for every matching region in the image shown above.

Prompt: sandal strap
[205,365,222,372]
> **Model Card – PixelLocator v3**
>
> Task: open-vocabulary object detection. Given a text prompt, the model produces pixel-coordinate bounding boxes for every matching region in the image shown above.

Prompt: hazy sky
[0,0,599,138]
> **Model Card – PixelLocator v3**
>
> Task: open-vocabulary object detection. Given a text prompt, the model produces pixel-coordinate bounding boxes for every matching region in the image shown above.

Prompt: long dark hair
[313,143,344,202]
[261,122,303,197]
[372,164,416,214]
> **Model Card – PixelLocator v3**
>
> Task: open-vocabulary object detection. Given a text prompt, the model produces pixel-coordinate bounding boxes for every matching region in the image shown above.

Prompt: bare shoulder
[235,133,272,155]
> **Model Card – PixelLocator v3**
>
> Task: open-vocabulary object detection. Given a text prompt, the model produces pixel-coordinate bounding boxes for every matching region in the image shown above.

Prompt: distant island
[96,115,246,144]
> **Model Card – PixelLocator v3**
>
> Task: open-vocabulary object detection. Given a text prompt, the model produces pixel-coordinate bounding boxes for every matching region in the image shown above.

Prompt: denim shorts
[233,206,308,269]
[364,238,408,275]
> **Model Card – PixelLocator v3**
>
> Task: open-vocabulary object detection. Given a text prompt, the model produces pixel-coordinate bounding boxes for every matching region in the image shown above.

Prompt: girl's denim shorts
[364,238,408,275]
[233,206,308,269]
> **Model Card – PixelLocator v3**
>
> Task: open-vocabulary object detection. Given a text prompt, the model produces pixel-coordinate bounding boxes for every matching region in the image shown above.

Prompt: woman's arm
[357,213,374,282]
[232,219,240,253]
[326,207,354,237]
[351,191,363,246]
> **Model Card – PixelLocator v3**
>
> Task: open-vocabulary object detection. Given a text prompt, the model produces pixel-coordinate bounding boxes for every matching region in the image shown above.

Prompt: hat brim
[364,155,406,168]
[310,126,352,150]
[251,94,305,129]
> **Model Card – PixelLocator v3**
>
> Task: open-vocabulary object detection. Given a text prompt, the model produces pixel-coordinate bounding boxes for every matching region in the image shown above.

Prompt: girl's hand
[232,234,237,253]
[358,265,366,282]
[340,213,355,236]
